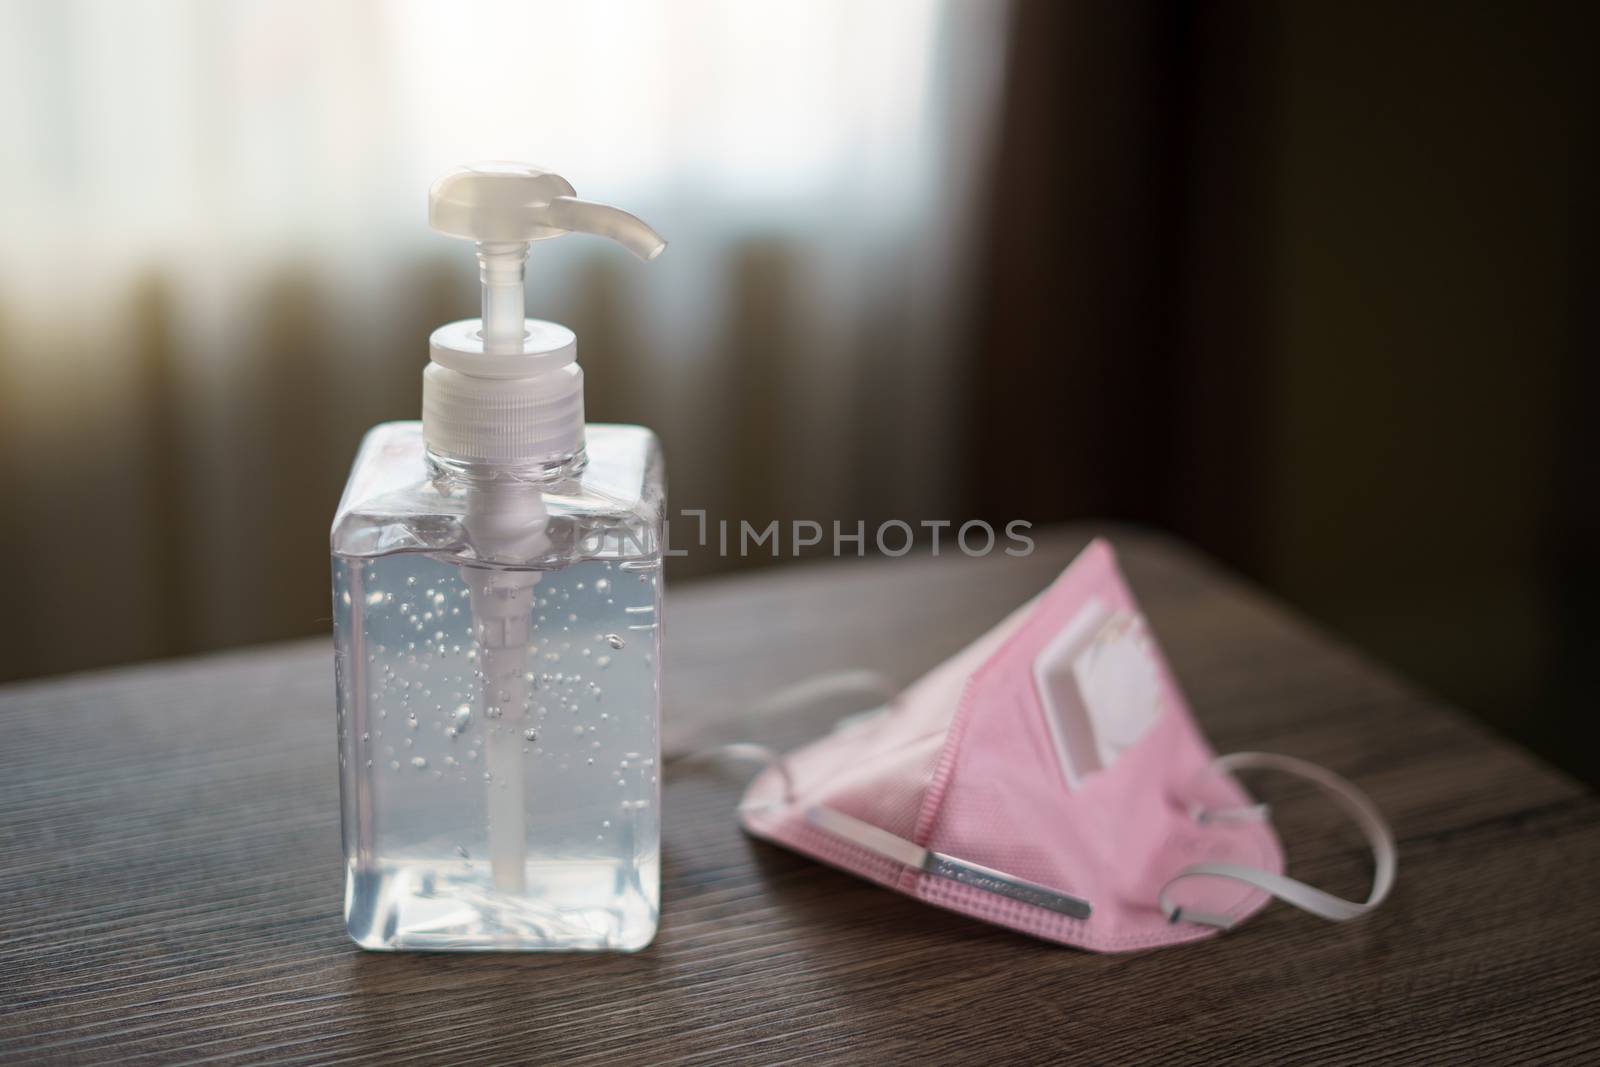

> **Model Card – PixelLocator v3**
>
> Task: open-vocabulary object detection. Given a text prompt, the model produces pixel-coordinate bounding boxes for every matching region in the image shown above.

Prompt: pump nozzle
[428,167,665,343]
[429,162,666,255]
[542,197,666,261]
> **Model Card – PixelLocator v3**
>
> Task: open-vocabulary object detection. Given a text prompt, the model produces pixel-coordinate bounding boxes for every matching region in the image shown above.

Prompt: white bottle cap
[421,163,665,465]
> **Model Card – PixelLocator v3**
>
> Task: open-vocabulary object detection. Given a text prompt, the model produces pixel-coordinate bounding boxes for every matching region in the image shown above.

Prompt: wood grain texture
[1,527,1596,1064]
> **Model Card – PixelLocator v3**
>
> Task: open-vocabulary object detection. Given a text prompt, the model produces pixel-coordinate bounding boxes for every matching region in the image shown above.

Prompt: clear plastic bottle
[331,164,667,950]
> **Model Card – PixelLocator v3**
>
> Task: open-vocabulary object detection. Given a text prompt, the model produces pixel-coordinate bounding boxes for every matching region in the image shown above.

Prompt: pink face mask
[733,540,1395,951]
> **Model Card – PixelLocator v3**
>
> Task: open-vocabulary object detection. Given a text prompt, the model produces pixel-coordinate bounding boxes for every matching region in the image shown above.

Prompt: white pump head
[421,162,666,465]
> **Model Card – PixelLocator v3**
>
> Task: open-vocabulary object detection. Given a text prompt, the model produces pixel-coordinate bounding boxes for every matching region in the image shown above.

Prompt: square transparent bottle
[332,421,663,950]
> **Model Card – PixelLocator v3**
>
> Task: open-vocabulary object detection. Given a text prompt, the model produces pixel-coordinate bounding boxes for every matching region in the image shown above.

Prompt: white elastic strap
[748,669,897,723]
[669,670,895,810]
[670,742,793,809]
[1159,751,1397,929]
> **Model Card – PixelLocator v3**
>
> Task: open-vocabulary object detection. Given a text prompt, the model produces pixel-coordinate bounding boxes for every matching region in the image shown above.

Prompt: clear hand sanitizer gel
[331,164,666,950]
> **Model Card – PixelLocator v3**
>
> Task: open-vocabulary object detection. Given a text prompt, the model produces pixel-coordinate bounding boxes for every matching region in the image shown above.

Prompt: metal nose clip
[807,806,1092,920]
[920,851,1092,920]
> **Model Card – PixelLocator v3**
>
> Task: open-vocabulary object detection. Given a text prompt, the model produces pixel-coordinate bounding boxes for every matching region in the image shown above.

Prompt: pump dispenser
[422,163,664,466]
[331,164,667,952]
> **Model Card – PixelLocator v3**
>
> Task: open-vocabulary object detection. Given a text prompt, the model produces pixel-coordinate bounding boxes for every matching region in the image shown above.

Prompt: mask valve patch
[1032,601,1165,789]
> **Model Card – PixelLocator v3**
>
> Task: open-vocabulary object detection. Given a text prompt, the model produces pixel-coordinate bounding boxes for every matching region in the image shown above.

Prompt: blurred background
[0,1,1594,782]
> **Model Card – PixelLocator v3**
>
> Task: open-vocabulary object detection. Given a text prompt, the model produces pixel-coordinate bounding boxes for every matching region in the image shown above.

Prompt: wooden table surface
[2,527,1596,1064]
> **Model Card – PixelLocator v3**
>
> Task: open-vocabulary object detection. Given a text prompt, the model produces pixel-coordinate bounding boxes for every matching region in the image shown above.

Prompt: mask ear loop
[666,670,898,812]
[742,669,898,726]
[673,743,795,812]
[1159,751,1397,929]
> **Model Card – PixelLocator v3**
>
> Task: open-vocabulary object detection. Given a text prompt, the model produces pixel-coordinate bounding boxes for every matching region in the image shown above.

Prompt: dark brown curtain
[964,0,1598,783]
